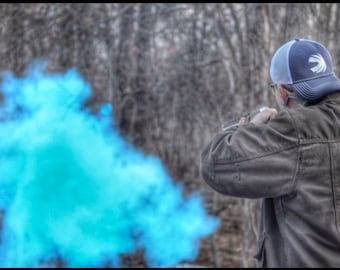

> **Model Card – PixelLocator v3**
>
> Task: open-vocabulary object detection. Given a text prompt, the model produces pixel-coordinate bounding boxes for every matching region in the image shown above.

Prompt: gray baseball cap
[270,38,340,102]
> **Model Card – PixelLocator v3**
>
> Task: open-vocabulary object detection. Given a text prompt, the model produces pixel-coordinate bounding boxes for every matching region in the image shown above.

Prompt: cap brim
[292,74,340,102]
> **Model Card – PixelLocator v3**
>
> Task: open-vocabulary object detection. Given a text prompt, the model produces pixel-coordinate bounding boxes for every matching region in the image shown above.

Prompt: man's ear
[278,85,289,106]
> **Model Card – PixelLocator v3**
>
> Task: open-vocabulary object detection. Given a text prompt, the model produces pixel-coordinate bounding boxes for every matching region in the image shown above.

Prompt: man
[200,38,340,267]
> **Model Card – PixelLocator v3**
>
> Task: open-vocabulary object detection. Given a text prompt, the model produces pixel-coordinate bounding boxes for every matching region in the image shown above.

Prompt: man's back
[258,92,340,267]
[201,92,340,267]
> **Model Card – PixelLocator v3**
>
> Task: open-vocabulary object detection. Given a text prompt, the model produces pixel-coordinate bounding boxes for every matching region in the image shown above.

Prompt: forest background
[0,3,338,268]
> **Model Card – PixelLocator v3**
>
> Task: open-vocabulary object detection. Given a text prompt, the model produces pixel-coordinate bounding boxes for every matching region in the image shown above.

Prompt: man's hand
[250,107,278,125]
[238,116,248,125]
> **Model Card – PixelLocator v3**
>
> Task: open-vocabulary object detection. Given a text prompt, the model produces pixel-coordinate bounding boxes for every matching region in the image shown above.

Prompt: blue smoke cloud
[0,61,220,267]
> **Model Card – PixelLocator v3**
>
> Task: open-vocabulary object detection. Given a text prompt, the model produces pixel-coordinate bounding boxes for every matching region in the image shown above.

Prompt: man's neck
[287,94,304,108]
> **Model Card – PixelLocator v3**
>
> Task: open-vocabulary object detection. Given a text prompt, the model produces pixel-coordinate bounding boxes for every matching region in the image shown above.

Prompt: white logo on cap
[308,53,327,73]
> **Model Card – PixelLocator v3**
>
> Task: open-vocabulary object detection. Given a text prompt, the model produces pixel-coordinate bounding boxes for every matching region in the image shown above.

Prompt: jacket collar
[321,91,340,103]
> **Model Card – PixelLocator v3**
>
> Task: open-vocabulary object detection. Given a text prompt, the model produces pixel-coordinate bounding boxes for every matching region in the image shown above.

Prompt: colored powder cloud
[0,61,220,267]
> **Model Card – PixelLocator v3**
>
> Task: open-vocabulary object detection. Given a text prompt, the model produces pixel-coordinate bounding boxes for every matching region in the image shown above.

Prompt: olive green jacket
[200,92,340,267]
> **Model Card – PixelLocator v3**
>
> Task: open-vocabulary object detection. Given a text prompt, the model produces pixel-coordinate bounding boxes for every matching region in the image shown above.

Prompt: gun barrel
[222,106,269,130]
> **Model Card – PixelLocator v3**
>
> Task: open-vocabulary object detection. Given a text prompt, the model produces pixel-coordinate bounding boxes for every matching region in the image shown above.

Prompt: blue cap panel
[288,40,333,82]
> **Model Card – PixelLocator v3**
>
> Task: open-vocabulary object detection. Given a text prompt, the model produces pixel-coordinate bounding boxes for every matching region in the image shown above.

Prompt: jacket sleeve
[200,110,300,198]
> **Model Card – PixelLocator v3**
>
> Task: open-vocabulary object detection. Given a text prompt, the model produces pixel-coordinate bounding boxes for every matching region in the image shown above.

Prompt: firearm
[221,106,269,131]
